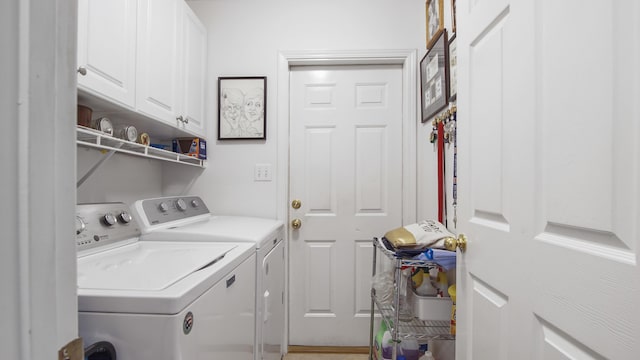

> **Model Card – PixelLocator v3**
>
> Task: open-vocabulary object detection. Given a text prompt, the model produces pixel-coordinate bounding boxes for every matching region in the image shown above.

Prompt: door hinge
[58,337,83,360]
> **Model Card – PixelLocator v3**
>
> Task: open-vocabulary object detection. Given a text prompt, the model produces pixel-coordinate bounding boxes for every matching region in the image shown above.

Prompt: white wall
[164,0,428,218]
[77,148,164,205]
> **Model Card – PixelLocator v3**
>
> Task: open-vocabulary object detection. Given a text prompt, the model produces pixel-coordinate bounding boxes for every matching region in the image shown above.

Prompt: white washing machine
[131,196,285,360]
[76,202,257,360]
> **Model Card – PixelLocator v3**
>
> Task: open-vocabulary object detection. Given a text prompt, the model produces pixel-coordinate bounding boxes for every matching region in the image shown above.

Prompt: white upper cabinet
[178,4,207,136]
[136,0,181,126]
[77,0,137,108]
[77,0,207,139]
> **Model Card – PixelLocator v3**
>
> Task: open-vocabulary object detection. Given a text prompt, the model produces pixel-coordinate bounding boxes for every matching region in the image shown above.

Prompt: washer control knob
[191,199,199,208]
[158,202,169,212]
[75,216,87,235]
[176,198,187,211]
[103,213,117,226]
[119,211,132,223]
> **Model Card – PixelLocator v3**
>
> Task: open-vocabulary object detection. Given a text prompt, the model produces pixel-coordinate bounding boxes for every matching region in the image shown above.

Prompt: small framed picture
[420,30,449,122]
[218,76,267,140]
[451,0,457,35]
[426,0,444,49]
[448,34,457,102]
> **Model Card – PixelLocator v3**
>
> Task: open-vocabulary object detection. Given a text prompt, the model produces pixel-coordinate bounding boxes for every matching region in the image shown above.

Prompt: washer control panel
[139,196,210,226]
[76,202,141,252]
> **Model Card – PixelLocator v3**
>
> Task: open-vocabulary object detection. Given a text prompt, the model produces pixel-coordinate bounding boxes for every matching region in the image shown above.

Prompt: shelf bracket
[76,143,123,188]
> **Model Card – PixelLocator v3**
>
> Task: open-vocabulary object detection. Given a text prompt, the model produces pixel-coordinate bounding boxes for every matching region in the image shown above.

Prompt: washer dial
[102,213,117,226]
[75,216,87,235]
[119,211,132,223]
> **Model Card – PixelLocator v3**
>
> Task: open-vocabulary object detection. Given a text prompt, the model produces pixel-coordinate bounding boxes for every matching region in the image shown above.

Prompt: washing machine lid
[77,241,255,315]
[140,216,283,247]
[78,241,236,291]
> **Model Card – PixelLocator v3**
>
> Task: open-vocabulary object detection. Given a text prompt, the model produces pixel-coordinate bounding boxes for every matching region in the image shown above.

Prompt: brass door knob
[291,218,302,229]
[291,199,302,209]
[444,234,467,252]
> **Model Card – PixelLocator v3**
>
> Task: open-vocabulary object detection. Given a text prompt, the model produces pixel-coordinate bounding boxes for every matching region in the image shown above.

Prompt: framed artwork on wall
[426,0,444,49]
[449,34,457,102]
[420,30,449,122]
[451,0,457,35]
[218,76,267,140]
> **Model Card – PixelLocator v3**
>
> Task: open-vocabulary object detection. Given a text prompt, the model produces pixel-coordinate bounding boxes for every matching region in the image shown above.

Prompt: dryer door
[259,240,285,360]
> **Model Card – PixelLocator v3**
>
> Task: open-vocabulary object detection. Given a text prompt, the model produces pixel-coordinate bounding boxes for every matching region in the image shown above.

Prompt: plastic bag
[372,270,394,304]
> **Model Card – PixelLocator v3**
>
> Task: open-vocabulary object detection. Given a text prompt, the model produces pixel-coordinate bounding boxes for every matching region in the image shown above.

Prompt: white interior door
[289,65,404,346]
[457,1,640,359]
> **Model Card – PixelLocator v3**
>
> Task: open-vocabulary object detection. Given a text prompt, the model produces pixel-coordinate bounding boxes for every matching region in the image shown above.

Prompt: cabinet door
[178,4,207,137]
[77,0,136,108]
[136,0,180,125]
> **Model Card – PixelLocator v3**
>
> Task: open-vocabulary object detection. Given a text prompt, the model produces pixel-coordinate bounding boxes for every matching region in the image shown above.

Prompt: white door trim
[276,49,418,349]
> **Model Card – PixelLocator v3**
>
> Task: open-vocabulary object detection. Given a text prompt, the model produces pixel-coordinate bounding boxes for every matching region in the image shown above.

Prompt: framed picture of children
[218,76,267,140]
[426,0,444,49]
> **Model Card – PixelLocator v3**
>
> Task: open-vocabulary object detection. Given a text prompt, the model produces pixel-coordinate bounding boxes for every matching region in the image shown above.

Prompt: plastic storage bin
[411,288,452,321]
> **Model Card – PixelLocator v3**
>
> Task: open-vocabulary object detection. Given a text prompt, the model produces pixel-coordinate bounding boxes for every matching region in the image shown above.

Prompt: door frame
[276,49,418,349]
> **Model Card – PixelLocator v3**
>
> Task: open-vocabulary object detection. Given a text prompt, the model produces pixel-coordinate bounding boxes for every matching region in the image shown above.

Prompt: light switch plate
[58,337,83,360]
[254,163,272,181]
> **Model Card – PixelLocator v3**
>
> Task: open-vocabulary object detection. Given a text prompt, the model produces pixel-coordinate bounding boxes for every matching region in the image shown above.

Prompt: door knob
[291,218,302,229]
[444,234,467,252]
[291,199,302,209]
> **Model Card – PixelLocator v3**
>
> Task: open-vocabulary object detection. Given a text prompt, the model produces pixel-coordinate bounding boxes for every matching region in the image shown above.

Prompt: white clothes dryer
[131,196,285,360]
[76,202,256,360]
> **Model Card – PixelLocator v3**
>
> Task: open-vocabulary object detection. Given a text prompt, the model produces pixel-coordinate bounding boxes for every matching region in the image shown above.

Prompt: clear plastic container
[415,273,438,296]
[381,330,393,359]
[399,336,420,360]
[397,268,414,321]
[420,350,436,360]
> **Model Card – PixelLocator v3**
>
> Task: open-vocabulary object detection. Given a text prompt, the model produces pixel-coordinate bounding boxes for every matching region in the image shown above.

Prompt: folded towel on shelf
[413,248,457,270]
[384,219,454,249]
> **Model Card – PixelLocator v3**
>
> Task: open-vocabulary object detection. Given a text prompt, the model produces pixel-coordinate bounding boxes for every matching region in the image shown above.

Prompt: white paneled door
[457,1,639,359]
[289,65,403,345]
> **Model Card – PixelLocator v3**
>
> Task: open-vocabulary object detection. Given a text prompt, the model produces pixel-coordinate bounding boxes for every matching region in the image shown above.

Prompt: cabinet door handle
[176,115,184,123]
[183,117,189,124]
[77,66,87,76]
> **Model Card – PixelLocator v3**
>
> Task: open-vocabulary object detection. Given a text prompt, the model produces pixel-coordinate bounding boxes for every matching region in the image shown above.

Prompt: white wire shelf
[76,126,206,168]
[373,293,455,341]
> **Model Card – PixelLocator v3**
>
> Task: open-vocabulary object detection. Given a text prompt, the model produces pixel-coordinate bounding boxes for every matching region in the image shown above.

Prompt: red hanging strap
[437,120,445,223]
